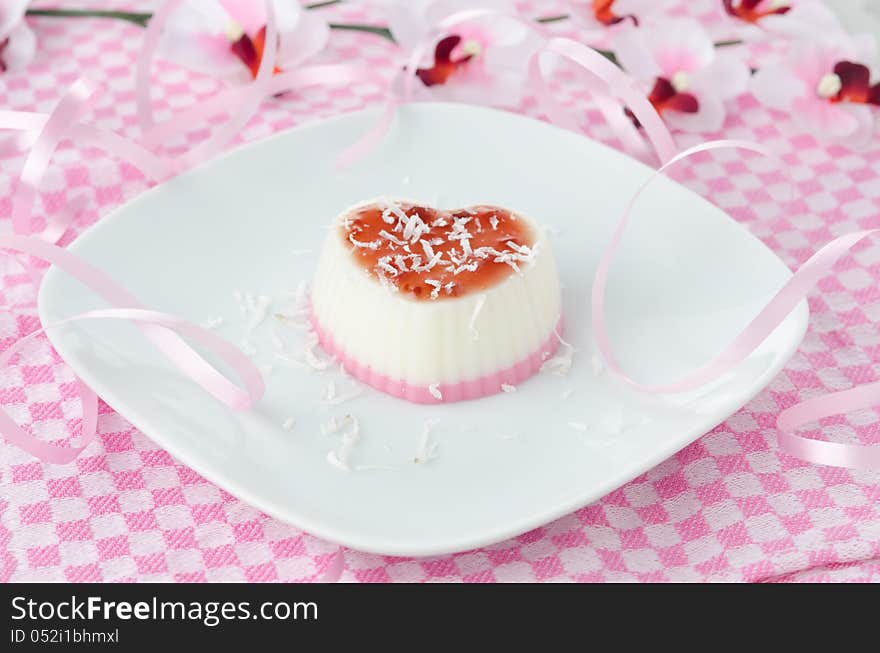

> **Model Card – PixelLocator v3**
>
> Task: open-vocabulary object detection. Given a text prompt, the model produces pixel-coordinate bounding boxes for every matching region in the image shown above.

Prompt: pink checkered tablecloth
[3,0,880,583]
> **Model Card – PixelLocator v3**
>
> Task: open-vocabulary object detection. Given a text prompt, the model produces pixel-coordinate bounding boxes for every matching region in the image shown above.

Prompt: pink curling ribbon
[0,0,392,466]
[135,0,395,170]
[592,139,880,470]
[528,37,678,165]
[397,9,676,165]
[1,82,175,244]
[0,235,264,464]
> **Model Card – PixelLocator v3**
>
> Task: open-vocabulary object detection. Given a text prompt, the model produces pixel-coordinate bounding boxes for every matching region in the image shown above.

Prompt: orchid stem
[24,9,151,27]
[537,14,570,24]
[328,23,395,43]
[23,7,741,67]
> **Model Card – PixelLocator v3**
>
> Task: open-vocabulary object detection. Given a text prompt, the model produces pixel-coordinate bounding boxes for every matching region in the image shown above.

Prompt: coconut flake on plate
[541,330,575,376]
[201,316,225,330]
[325,416,362,472]
[468,294,487,340]
[414,419,440,465]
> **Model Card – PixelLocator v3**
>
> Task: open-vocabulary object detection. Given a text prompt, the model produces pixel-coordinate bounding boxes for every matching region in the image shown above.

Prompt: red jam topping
[340,201,536,301]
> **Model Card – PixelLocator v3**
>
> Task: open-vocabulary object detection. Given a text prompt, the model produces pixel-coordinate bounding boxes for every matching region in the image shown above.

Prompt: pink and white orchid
[0,0,36,74]
[751,34,880,147]
[569,0,662,48]
[613,18,750,133]
[376,0,542,107]
[719,0,843,41]
[158,0,329,81]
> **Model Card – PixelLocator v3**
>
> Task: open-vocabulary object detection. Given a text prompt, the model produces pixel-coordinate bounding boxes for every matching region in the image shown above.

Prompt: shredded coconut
[414,419,440,465]
[349,234,381,249]
[320,416,343,435]
[407,214,430,243]
[541,330,575,376]
[425,279,442,300]
[304,345,331,371]
[232,289,246,314]
[590,350,605,377]
[379,229,406,246]
[282,417,296,431]
[243,294,271,337]
[323,387,364,406]
[468,294,487,340]
[428,384,443,400]
[453,262,479,275]
[501,383,517,393]
[201,316,224,330]
[326,451,349,471]
[376,257,399,277]
[325,415,361,472]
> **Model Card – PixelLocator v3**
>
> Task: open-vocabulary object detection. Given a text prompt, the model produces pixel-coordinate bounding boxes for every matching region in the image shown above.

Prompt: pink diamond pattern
[2,1,880,582]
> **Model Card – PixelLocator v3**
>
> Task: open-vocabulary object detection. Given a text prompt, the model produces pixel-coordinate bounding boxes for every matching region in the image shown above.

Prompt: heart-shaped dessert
[310,198,563,403]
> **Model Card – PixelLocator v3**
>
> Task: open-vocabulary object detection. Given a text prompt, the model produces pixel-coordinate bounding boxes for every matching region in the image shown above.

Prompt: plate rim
[37,101,810,556]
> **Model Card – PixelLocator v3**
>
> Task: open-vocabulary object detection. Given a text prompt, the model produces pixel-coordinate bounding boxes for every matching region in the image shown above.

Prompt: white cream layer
[310,201,563,386]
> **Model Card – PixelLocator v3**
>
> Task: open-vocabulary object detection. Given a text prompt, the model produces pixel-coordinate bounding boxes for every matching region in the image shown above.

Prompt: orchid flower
[0,0,35,74]
[719,0,842,41]
[158,0,329,81]
[376,0,542,107]
[613,18,750,133]
[569,0,661,47]
[751,34,880,147]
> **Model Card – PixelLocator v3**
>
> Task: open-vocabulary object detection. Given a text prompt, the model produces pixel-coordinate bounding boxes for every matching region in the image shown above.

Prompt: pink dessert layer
[309,308,563,404]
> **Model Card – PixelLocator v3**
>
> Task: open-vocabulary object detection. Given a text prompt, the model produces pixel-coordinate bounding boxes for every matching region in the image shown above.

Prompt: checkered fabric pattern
[3,0,880,583]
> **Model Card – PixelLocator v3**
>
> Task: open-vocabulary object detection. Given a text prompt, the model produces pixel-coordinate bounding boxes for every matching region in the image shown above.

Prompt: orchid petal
[0,0,29,41]
[838,104,875,149]
[157,0,328,79]
[791,95,859,139]
[1,22,35,72]
[664,93,725,133]
[612,25,661,81]
[759,1,842,39]
[649,19,716,77]
[278,9,330,68]
[751,62,808,111]
[693,52,751,101]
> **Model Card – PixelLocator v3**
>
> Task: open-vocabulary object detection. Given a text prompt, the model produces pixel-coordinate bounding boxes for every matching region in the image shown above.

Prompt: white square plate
[39,104,807,556]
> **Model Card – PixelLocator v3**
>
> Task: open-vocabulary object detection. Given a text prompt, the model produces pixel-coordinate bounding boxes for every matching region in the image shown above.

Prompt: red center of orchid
[648,77,699,115]
[0,38,10,73]
[229,27,281,79]
[416,35,474,87]
[722,0,791,24]
[625,76,699,127]
[828,61,880,106]
[592,0,638,27]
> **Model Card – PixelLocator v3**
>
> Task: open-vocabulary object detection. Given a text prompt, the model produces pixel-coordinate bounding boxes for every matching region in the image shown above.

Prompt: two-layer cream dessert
[310,199,562,403]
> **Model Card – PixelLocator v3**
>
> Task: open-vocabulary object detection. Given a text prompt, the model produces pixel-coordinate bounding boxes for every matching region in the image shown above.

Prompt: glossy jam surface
[340,202,536,301]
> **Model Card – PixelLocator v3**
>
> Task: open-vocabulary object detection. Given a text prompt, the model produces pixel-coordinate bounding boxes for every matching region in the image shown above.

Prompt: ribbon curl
[592,140,880,470]
[3,0,877,476]
[396,8,675,164]
[135,0,395,171]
